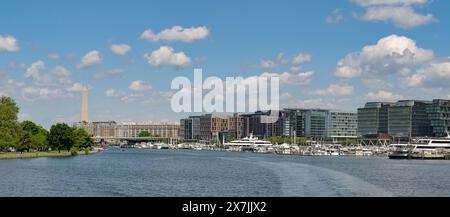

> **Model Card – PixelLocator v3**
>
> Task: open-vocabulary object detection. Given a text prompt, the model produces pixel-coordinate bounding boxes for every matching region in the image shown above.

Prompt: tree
[73,128,94,149]
[21,121,49,151]
[138,131,152,137]
[17,132,32,154]
[0,96,22,151]
[48,123,74,152]
[0,96,19,121]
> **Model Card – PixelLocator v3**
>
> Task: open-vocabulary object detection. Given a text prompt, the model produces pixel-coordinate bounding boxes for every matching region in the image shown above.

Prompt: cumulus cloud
[51,66,71,77]
[406,61,450,88]
[261,71,314,85]
[292,53,312,66]
[25,61,73,86]
[325,9,344,24]
[140,26,209,43]
[144,46,191,67]
[335,34,433,78]
[360,6,433,29]
[0,34,19,52]
[313,84,354,96]
[260,53,288,68]
[111,44,131,55]
[361,78,392,89]
[104,89,125,97]
[352,0,428,7]
[129,80,152,91]
[67,82,85,92]
[0,73,23,96]
[78,50,102,69]
[352,0,434,29]
[22,87,65,100]
[365,90,404,101]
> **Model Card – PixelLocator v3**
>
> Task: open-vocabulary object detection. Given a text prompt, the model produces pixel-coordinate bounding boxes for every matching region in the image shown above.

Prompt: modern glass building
[387,100,432,138]
[328,111,357,141]
[357,102,391,137]
[304,109,329,139]
[283,109,357,141]
[427,99,450,137]
[180,116,201,140]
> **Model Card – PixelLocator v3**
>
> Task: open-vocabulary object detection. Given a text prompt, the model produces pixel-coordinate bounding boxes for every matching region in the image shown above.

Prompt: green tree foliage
[0,96,23,151]
[0,96,19,121]
[138,131,152,137]
[73,128,94,149]
[17,132,32,154]
[48,123,74,152]
[341,138,358,146]
[21,121,49,151]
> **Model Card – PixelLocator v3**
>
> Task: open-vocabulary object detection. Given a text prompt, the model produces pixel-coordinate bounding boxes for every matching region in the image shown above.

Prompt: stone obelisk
[81,86,89,122]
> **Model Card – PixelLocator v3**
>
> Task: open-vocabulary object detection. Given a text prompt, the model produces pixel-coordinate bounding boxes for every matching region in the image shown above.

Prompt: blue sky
[1,0,449,128]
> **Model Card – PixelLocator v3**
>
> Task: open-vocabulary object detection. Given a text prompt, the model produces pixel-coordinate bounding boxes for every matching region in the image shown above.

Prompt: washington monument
[81,86,89,122]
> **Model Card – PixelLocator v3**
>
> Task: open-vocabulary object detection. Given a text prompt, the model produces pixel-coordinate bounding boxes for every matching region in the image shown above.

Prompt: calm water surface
[1,148,450,196]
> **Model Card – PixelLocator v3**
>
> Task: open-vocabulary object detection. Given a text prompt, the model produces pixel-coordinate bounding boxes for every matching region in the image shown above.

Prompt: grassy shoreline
[0,149,101,160]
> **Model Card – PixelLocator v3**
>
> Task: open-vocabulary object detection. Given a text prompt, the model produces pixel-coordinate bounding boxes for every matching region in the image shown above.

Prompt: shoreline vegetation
[0,148,102,160]
[1,96,97,161]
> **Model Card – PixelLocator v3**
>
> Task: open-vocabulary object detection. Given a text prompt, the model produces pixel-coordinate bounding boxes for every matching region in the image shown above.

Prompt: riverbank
[0,149,101,160]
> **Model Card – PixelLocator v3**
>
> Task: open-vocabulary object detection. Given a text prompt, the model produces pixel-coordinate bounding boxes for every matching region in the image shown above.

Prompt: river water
[1,148,450,196]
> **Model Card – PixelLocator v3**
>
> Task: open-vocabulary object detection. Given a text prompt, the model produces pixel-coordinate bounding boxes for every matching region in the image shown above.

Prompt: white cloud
[261,71,314,85]
[78,50,102,69]
[352,0,433,29]
[0,73,23,96]
[406,61,450,88]
[51,66,71,77]
[360,6,433,29]
[25,61,72,86]
[313,84,354,96]
[365,90,404,101]
[93,69,124,79]
[352,0,428,7]
[22,87,65,100]
[129,80,152,91]
[140,26,209,43]
[292,53,312,66]
[67,82,85,92]
[361,78,392,89]
[335,34,433,78]
[144,46,191,67]
[111,44,131,55]
[260,53,288,68]
[0,34,19,52]
[325,9,344,24]
[104,89,125,97]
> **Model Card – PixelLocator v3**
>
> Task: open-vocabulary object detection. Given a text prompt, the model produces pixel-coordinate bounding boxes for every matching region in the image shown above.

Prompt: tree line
[0,96,94,154]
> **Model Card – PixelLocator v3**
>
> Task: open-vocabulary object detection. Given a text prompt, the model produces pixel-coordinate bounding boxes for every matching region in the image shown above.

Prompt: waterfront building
[283,109,357,142]
[180,116,201,140]
[199,114,230,142]
[115,121,180,138]
[357,102,392,137]
[283,109,307,138]
[387,100,432,138]
[328,111,357,142]
[73,121,116,138]
[427,99,450,137]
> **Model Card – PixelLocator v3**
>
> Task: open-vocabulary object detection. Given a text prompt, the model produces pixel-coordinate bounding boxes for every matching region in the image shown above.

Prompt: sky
[1,0,450,128]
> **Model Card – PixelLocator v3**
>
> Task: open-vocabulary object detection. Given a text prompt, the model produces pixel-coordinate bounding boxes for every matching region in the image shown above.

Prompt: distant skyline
[1,0,450,128]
